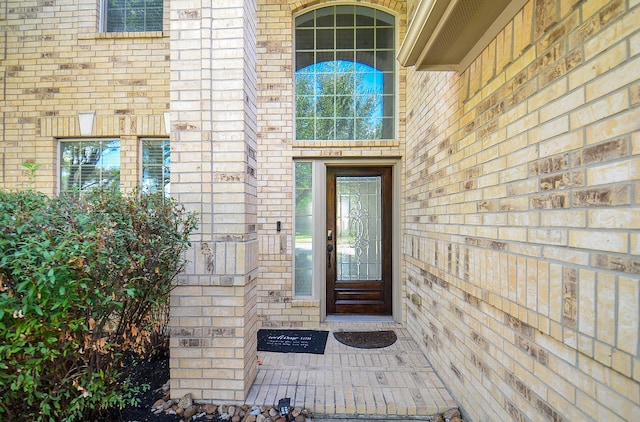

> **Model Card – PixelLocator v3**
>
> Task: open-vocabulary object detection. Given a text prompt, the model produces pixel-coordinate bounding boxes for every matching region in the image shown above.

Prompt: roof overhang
[397,0,528,71]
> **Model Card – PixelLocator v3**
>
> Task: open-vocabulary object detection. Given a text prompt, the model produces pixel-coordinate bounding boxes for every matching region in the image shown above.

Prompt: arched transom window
[295,6,395,140]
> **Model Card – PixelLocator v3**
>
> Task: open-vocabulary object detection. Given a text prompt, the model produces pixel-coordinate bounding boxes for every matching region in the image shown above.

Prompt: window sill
[78,31,165,40]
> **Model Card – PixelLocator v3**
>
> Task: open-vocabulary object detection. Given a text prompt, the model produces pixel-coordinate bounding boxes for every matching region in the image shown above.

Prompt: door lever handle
[327,244,333,268]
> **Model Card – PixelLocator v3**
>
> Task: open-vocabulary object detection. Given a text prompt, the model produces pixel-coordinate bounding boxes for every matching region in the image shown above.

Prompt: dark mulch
[108,352,181,422]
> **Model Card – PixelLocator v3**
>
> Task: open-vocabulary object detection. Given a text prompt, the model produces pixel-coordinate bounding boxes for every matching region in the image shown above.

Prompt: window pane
[60,139,120,193]
[296,118,314,140]
[376,50,394,72]
[336,50,354,63]
[317,70,335,92]
[336,29,354,49]
[315,7,334,27]
[381,117,394,138]
[142,139,170,196]
[317,118,335,139]
[317,96,335,118]
[295,6,395,140]
[336,94,355,117]
[376,28,394,49]
[383,73,394,95]
[356,28,374,49]
[316,29,334,50]
[336,6,354,26]
[106,11,124,31]
[355,7,375,26]
[356,50,375,68]
[296,52,315,71]
[336,118,354,140]
[316,51,334,64]
[296,29,314,52]
[296,13,314,28]
[376,10,395,26]
[356,118,381,139]
[295,162,313,296]
[106,0,163,33]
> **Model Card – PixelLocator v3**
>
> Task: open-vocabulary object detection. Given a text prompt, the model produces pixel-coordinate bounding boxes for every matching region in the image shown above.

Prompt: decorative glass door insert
[336,176,382,281]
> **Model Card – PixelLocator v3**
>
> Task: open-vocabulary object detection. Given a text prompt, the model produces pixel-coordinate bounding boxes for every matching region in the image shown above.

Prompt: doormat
[257,329,329,354]
[333,330,397,349]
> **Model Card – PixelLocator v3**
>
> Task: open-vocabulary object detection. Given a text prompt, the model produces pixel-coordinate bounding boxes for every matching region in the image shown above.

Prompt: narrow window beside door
[294,162,313,296]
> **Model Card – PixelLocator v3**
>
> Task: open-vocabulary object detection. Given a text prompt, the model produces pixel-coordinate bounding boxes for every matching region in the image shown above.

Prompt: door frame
[308,159,402,322]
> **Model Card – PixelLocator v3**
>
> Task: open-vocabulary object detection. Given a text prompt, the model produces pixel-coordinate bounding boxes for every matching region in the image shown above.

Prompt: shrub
[0,188,197,421]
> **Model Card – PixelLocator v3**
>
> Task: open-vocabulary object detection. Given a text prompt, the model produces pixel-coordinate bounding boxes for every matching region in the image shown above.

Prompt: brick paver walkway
[246,318,458,419]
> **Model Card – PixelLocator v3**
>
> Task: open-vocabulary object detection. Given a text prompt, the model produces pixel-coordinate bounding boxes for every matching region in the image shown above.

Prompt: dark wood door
[326,167,392,315]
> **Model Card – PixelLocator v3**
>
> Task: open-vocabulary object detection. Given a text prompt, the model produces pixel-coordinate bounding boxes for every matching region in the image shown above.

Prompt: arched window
[295,6,395,140]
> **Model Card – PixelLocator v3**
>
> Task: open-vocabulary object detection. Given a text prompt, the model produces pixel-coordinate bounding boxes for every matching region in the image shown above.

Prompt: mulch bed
[107,352,181,422]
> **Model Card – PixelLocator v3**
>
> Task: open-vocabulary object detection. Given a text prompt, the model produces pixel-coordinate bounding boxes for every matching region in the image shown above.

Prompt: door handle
[327,244,333,268]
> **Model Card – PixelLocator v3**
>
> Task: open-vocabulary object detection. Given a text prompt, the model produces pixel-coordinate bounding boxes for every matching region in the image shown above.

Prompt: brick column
[169,0,258,403]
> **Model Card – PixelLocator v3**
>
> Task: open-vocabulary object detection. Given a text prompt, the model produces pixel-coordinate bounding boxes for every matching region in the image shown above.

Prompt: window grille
[104,0,163,32]
[295,6,395,140]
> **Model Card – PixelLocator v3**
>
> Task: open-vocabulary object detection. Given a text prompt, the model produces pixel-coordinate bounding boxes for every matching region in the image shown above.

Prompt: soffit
[398,0,528,71]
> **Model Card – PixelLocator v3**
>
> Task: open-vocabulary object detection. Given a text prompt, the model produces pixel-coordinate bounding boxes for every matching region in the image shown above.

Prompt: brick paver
[246,319,458,418]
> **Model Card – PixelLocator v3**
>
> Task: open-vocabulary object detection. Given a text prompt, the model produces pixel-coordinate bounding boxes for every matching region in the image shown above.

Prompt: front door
[326,167,392,315]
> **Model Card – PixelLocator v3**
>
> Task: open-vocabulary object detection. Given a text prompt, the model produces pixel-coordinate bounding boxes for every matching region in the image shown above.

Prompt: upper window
[60,139,121,194]
[104,0,163,32]
[295,6,395,141]
[142,139,170,196]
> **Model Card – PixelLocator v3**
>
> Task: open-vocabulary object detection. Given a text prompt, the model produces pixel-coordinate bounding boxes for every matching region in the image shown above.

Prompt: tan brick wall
[403,0,640,420]
[168,0,259,404]
[0,0,169,193]
[6,0,638,416]
[255,0,407,327]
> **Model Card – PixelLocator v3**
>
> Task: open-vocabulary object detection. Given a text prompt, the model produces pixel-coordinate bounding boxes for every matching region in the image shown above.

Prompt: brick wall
[403,0,639,420]
[168,0,259,403]
[0,0,169,193]
[4,0,637,415]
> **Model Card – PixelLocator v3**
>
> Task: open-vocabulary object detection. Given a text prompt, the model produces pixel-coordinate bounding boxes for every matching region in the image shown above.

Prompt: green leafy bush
[0,188,197,421]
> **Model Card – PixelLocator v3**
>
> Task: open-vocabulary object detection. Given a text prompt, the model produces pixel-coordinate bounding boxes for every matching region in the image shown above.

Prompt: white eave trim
[396,0,448,67]
[397,0,528,72]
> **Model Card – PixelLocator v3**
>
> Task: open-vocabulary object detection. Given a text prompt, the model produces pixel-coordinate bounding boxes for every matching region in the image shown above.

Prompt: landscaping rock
[443,408,461,420]
[183,404,198,419]
[243,415,257,422]
[177,393,193,410]
[204,404,218,414]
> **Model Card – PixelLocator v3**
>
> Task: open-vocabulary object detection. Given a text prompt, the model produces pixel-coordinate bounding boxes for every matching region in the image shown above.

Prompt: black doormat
[257,329,329,354]
[333,330,397,349]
